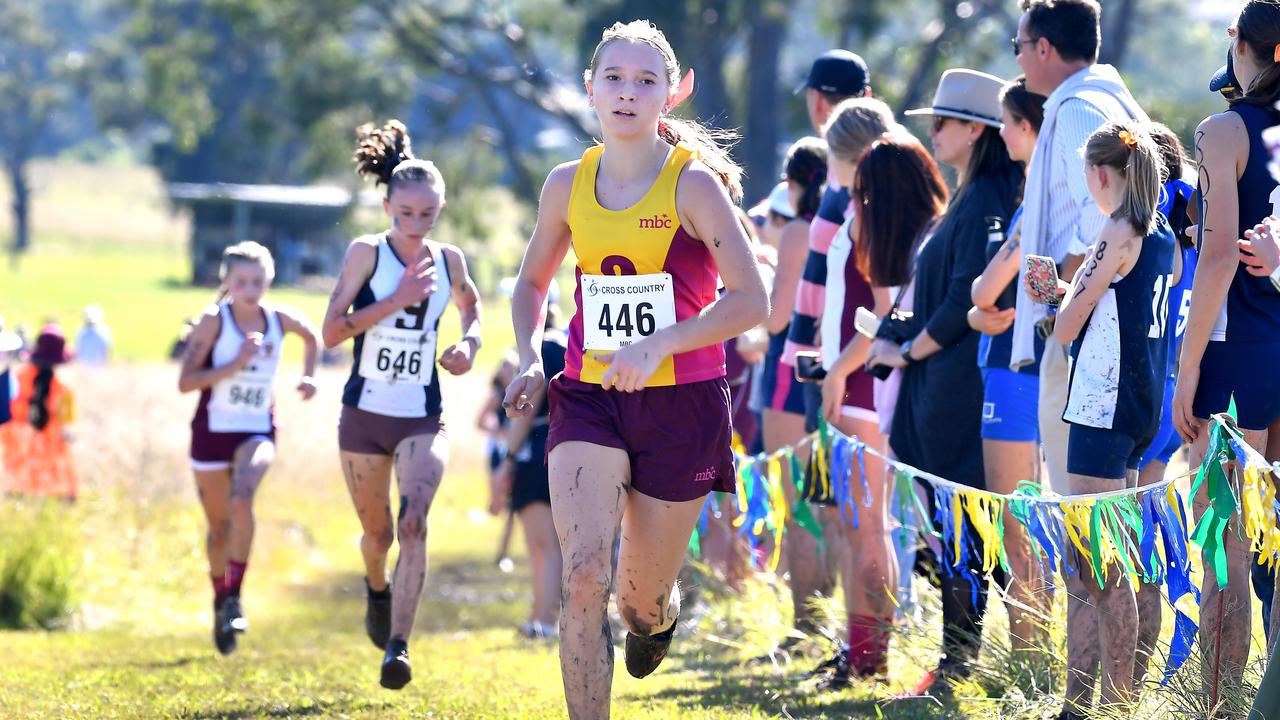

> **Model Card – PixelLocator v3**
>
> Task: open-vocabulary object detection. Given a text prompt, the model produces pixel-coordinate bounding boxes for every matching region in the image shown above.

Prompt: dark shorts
[511,430,551,512]
[338,405,445,456]
[1193,341,1280,430]
[546,374,735,502]
[190,423,274,471]
[760,352,805,415]
[1067,423,1151,480]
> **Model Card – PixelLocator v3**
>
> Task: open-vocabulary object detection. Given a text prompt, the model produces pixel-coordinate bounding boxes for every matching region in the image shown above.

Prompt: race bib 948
[581,272,676,351]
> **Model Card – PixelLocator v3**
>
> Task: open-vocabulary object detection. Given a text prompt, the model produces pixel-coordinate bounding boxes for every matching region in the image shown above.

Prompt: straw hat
[905,69,1006,128]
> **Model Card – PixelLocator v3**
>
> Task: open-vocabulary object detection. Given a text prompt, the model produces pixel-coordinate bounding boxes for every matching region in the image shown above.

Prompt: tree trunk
[1098,0,1138,68]
[743,2,787,205]
[7,156,29,266]
[688,0,734,130]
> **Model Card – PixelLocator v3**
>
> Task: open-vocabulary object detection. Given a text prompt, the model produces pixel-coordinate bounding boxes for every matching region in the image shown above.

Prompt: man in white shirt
[1012,1,1147,717]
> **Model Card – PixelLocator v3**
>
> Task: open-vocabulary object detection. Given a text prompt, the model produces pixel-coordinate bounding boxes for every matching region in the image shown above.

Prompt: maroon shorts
[190,422,275,471]
[546,375,735,502]
[338,405,445,456]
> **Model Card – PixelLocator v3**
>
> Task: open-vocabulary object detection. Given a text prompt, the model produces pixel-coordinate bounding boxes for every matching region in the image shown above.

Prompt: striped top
[783,183,849,365]
[563,142,725,386]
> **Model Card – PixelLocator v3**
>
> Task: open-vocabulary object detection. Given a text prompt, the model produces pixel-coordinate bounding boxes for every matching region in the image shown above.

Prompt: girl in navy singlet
[1173,1,1280,696]
[322,120,483,690]
[1054,122,1175,711]
[178,241,320,655]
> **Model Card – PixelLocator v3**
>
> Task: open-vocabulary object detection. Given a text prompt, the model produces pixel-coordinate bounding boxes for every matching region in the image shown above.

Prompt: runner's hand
[234,333,263,370]
[296,376,317,400]
[439,341,474,375]
[391,256,438,308]
[597,336,667,393]
[503,363,545,418]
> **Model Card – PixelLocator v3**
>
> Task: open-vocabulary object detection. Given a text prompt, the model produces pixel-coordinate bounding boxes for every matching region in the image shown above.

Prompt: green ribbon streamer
[788,448,824,545]
[1191,424,1236,589]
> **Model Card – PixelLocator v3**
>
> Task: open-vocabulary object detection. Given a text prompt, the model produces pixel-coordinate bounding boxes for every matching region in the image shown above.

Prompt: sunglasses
[1010,35,1037,56]
[931,116,954,133]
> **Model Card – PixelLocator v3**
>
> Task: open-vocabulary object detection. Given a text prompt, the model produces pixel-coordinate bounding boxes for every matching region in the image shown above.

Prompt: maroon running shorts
[190,423,275,471]
[546,374,735,502]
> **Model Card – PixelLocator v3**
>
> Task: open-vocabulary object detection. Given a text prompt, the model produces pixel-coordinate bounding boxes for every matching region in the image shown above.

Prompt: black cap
[1209,47,1240,97]
[795,50,870,97]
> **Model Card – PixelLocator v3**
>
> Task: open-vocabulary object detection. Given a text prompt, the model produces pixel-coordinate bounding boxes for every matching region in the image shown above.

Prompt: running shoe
[806,642,849,678]
[221,595,249,635]
[624,615,677,679]
[213,600,237,656]
[380,638,411,690]
[365,581,392,650]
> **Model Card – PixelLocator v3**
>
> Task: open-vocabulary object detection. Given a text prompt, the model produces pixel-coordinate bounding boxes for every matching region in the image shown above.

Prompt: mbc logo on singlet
[638,213,673,230]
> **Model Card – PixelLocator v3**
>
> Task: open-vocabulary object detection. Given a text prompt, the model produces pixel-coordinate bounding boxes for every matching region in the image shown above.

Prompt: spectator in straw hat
[0,324,78,499]
[868,67,1023,697]
[0,314,21,427]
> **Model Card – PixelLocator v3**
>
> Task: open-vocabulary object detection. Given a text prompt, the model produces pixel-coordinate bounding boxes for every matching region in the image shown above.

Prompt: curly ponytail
[353,119,445,197]
[584,20,744,202]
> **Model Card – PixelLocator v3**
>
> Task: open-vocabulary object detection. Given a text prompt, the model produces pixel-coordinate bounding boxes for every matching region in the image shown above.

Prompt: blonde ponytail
[1084,121,1163,236]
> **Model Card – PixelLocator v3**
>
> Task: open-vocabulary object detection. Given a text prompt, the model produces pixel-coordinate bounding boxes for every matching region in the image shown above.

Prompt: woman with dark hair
[966,76,1048,655]
[1173,0,1280,700]
[869,69,1023,695]
[0,325,77,499]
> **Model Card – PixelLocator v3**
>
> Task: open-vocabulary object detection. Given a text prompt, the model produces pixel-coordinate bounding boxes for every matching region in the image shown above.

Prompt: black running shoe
[222,595,249,635]
[624,617,677,679]
[365,581,392,650]
[806,643,849,678]
[380,638,411,690]
[213,600,237,656]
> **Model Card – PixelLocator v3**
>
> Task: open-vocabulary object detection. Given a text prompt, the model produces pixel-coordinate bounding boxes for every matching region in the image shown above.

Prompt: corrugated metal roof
[167,183,352,207]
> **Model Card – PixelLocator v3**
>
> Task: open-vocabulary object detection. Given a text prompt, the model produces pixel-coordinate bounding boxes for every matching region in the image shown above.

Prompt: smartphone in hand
[794,351,826,383]
[1024,254,1062,307]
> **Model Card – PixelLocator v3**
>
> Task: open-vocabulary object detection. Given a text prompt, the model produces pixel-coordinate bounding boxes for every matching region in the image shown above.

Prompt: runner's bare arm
[277,305,320,398]
[971,221,1022,310]
[177,306,245,393]
[321,238,437,348]
[504,163,575,414]
[438,245,482,375]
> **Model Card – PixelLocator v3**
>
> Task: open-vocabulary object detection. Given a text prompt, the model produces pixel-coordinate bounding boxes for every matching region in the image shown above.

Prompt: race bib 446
[581,272,676,351]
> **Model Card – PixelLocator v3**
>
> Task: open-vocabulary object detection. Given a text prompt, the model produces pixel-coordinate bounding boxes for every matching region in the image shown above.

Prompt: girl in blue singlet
[1054,122,1175,712]
[1172,0,1280,696]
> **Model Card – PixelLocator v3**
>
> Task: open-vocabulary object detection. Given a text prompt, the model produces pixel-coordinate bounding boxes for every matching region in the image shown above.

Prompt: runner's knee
[562,551,611,608]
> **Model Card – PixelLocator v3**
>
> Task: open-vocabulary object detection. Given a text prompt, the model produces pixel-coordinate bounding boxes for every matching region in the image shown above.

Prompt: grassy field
[0,161,1273,718]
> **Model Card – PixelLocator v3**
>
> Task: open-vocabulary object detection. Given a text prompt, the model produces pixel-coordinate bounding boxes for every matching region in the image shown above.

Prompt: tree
[0,0,74,263]
[89,0,410,185]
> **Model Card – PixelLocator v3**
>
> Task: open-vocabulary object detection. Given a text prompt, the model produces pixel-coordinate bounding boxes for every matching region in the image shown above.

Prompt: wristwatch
[900,340,918,366]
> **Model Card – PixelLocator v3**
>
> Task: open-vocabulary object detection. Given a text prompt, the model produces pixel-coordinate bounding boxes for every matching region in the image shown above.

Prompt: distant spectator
[0,315,21,427]
[74,305,113,366]
[0,324,78,499]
